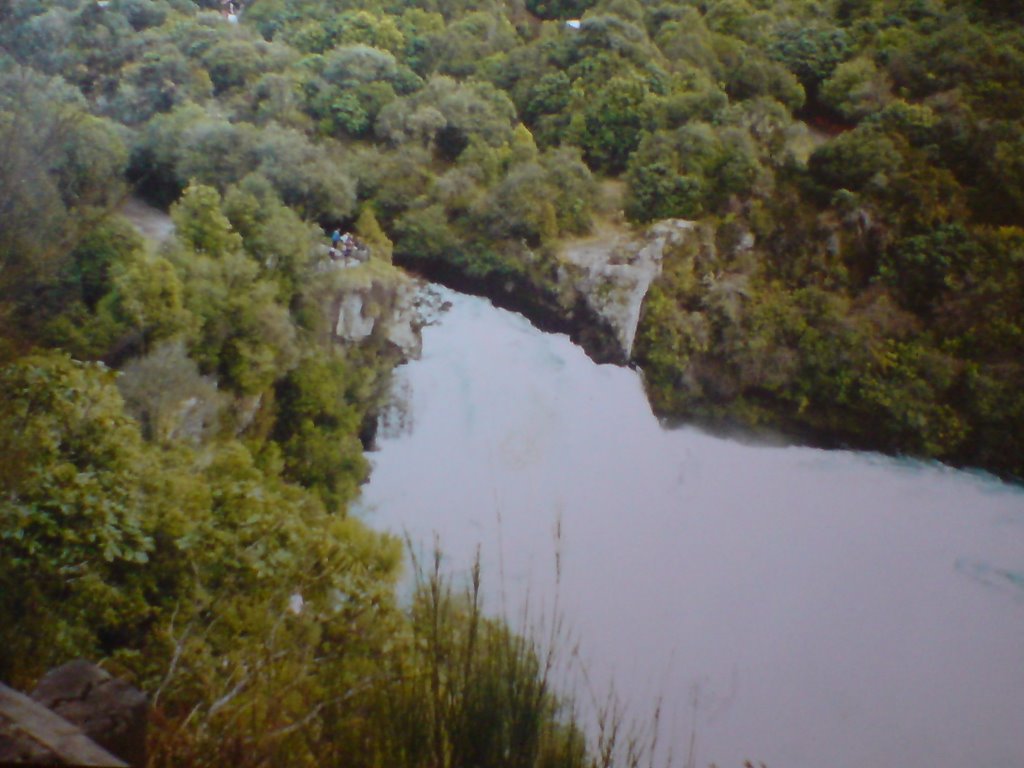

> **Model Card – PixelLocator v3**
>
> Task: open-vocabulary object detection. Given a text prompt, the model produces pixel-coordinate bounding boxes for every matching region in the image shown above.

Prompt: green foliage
[625,122,761,221]
[110,251,195,351]
[878,224,974,315]
[65,217,144,311]
[480,162,560,246]
[202,35,294,97]
[323,44,418,92]
[117,338,224,443]
[523,70,572,127]
[376,75,517,160]
[36,216,191,361]
[222,173,320,298]
[541,146,597,235]
[433,10,519,78]
[355,205,395,262]
[567,73,652,173]
[348,144,436,221]
[704,0,764,42]
[857,339,967,456]
[569,14,660,75]
[527,0,596,20]
[272,354,369,511]
[250,124,358,220]
[725,53,806,111]
[0,347,421,764]
[169,183,299,394]
[330,10,406,54]
[0,67,127,327]
[768,20,851,94]
[0,353,157,682]
[394,203,465,262]
[365,548,588,768]
[820,55,893,120]
[172,182,245,256]
[808,125,903,191]
[131,105,355,219]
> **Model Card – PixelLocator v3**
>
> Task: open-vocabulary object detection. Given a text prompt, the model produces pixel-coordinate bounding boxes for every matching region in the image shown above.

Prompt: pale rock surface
[330,268,425,360]
[559,219,696,360]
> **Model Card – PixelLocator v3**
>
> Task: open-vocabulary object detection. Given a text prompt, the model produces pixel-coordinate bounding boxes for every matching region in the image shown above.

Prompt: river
[354,286,1024,768]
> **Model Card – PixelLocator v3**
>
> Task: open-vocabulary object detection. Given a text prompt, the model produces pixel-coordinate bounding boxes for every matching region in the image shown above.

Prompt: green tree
[355,205,395,263]
[434,11,519,77]
[253,125,357,220]
[394,203,465,262]
[0,354,157,682]
[222,174,319,299]
[0,68,127,335]
[478,162,559,245]
[541,146,596,234]
[169,183,298,394]
[110,251,195,353]
[329,11,406,55]
[820,56,894,121]
[272,354,370,511]
[376,76,517,160]
[117,338,224,444]
[625,122,760,220]
[526,0,595,19]
[109,44,207,125]
[768,20,850,97]
[568,74,652,173]
[808,126,903,192]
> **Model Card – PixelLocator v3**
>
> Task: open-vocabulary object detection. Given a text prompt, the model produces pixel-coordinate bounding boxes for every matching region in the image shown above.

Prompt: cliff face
[556,219,697,363]
[315,259,426,362]
[331,274,424,360]
[391,220,702,367]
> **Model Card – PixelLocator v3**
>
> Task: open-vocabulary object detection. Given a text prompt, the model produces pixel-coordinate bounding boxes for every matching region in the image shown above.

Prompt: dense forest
[1,0,1022,762]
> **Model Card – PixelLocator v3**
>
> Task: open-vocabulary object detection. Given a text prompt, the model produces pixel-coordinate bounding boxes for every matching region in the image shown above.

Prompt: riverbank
[398,204,1024,485]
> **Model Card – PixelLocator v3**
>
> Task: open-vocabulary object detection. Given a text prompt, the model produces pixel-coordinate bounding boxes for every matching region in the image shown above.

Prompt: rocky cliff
[313,258,426,361]
[392,219,700,367]
[556,219,697,363]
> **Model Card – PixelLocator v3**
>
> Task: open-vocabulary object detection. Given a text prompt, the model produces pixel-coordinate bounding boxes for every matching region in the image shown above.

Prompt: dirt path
[120,196,174,245]
[556,179,633,268]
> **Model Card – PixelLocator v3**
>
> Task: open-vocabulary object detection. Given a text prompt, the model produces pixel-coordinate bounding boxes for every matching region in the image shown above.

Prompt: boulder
[30,661,147,768]
[0,678,130,767]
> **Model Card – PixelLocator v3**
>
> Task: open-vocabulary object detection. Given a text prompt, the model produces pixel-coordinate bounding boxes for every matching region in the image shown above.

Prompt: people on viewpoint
[327,229,368,264]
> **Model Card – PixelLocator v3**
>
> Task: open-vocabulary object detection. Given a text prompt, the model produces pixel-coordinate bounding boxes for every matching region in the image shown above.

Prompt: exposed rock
[384,279,426,357]
[31,660,147,768]
[327,265,426,360]
[335,292,378,342]
[736,230,756,252]
[119,196,174,244]
[0,683,128,766]
[233,392,263,435]
[558,219,697,361]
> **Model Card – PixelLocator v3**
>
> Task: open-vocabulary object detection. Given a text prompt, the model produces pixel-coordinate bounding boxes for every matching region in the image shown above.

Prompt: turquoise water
[356,288,1024,768]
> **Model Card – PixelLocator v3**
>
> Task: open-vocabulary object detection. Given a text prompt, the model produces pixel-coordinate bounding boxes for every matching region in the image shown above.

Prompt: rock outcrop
[0,661,147,767]
[319,261,427,361]
[0,682,128,766]
[556,219,697,362]
[31,661,148,768]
